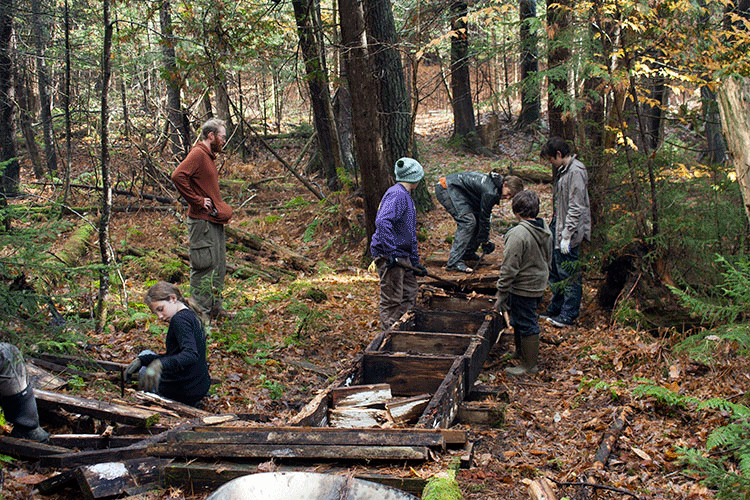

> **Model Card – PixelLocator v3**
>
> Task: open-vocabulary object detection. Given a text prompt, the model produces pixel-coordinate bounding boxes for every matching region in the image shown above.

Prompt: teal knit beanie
[394,157,424,183]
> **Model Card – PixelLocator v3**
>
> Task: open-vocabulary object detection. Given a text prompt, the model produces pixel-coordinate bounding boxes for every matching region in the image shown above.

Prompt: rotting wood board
[35,389,160,427]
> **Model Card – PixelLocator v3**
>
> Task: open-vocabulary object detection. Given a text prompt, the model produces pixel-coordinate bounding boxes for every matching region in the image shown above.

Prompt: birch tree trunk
[96,0,113,334]
[717,76,750,227]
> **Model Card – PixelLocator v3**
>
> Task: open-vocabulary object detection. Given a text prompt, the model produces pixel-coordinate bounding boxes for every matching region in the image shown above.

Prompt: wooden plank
[331,383,392,408]
[48,434,149,450]
[35,353,126,373]
[39,445,151,468]
[148,442,430,460]
[328,408,390,428]
[35,389,160,427]
[133,392,211,418]
[174,427,446,448]
[33,469,78,495]
[386,331,474,356]
[163,462,428,496]
[362,352,456,396]
[75,457,170,500]
[412,309,487,334]
[420,288,495,313]
[288,356,361,427]
[0,435,71,459]
[385,394,430,425]
[467,384,509,402]
[26,362,68,391]
[416,356,466,429]
[464,316,501,393]
[457,401,504,427]
[29,357,95,380]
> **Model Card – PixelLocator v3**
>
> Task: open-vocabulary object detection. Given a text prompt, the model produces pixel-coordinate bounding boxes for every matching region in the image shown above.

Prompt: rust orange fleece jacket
[171,142,232,224]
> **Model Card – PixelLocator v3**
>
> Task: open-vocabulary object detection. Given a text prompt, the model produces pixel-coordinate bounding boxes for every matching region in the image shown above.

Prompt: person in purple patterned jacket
[370,158,427,330]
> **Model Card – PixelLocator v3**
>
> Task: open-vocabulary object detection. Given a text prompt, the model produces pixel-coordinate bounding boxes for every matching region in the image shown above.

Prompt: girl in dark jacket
[125,282,210,407]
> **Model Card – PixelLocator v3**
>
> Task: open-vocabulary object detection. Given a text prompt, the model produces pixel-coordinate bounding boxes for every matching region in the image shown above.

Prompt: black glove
[124,357,142,378]
[493,291,509,313]
[387,255,398,269]
[414,264,428,277]
[482,241,496,255]
[139,359,163,393]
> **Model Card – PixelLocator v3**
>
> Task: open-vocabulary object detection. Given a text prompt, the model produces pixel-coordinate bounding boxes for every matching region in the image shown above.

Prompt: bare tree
[518,0,540,129]
[0,0,18,197]
[31,0,57,174]
[339,0,390,243]
[292,0,344,191]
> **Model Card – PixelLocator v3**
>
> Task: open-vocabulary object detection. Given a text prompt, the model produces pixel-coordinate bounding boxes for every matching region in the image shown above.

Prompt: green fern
[632,380,699,409]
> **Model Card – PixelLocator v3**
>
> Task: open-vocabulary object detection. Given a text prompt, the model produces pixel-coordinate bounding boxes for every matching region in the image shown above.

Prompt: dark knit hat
[394,157,424,183]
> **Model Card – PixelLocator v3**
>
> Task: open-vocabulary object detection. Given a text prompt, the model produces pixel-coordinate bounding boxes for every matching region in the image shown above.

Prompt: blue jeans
[509,294,542,337]
[547,244,582,321]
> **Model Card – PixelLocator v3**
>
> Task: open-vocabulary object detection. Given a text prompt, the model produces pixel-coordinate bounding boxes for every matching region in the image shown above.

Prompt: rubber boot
[499,332,522,363]
[1,386,49,442]
[504,335,539,376]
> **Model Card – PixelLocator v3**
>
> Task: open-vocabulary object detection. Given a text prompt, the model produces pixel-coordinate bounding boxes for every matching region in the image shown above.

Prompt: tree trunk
[701,86,726,164]
[717,76,750,227]
[546,0,574,140]
[63,0,72,203]
[364,0,411,166]
[97,0,113,335]
[0,0,18,197]
[160,0,185,164]
[292,0,344,192]
[14,62,43,178]
[449,1,481,151]
[339,0,389,244]
[31,0,57,174]
[517,0,540,129]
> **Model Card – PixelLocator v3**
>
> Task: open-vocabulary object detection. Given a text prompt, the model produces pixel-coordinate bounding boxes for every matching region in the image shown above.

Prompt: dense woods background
[3,0,750,498]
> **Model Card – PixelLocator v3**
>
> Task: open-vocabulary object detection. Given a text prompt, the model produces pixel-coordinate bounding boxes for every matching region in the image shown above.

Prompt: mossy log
[52,222,97,266]
[225,226,314,272]
[511,165,553,184]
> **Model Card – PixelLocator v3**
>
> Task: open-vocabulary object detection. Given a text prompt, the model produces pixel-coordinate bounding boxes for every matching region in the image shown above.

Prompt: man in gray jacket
[540,137,592,327]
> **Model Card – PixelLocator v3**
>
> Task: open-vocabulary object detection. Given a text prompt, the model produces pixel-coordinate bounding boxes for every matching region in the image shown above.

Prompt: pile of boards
[3,286,508,498]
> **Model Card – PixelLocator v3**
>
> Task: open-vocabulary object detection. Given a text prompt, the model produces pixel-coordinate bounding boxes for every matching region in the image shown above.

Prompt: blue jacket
[370,183,420,266]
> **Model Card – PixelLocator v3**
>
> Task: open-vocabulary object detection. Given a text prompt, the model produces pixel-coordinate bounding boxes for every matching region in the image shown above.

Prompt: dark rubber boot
[1,387,49,442]
[504,335,540,376]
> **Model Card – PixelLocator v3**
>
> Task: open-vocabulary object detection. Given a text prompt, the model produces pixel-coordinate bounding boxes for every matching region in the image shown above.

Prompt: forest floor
[3,112,744,500]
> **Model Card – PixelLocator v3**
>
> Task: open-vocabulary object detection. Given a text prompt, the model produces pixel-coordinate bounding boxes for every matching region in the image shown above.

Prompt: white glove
[560,238,571,255]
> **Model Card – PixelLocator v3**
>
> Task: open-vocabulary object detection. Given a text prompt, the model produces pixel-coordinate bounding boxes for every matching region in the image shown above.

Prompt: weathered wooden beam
[0,435,70,459]
[457,401,504,427]
[288,356,361,427]
[148,442,430,461]
[48,434,149,450]
[412,309,488,334]
[39,444,152,468]
[328,408,391,428]
[26,362,68,391]
[34,353,126,373]
[416,356,466,429]
[29,357,95,381]
[385,331,474,356]
[385,394,431,425]
[75,457,172,500]
[362,352,456,396]
[419,287,495,313]
[133,392,212,419]
[331,383,392,408]
[35,389,161,427]
[171,427,446,448]
[33,469,78,495]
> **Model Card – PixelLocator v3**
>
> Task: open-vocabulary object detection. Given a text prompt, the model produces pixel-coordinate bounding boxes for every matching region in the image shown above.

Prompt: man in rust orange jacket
[171,119,233,321]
